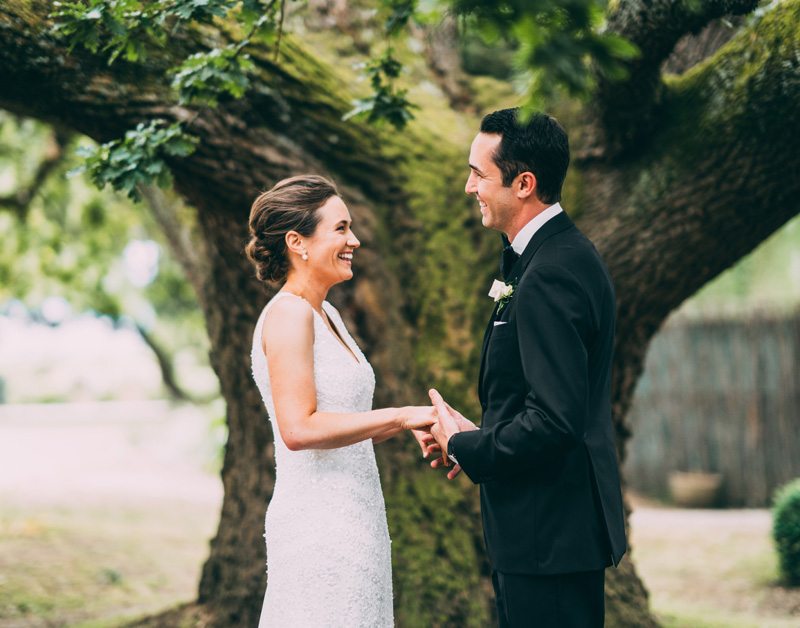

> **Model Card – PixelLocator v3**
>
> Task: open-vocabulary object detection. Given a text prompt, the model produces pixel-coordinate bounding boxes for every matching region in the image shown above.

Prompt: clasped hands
[411,388,478,480]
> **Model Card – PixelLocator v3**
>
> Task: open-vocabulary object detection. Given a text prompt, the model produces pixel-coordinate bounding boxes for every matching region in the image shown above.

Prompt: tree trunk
[1,1,799,625]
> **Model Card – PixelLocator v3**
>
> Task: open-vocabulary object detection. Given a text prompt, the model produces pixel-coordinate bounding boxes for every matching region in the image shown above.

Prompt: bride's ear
[285,231,306,258]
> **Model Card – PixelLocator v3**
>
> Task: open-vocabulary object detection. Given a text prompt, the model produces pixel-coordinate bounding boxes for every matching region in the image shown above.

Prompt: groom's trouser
[492,569,605,628]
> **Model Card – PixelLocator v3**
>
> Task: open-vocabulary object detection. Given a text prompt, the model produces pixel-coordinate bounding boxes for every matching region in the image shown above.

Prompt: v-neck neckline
[315,306,361,366]
[276,291,361,365]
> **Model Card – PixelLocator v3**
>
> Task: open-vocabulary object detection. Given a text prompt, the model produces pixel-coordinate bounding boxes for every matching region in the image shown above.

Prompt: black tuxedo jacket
[450,211,627,575]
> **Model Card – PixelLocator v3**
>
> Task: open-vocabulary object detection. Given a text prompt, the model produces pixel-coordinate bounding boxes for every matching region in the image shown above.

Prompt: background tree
[1,0,798,625]
[0,114,214,403]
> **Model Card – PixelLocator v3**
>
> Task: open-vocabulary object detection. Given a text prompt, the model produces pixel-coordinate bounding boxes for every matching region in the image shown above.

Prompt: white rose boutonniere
[488,279,516,313]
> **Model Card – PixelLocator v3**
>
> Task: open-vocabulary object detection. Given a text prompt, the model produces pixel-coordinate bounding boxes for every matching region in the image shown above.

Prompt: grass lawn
[1,405,798,627]
[0,499,218,627]
[630,499,800,627]
[0,402,222,627]
[3,497,799,626]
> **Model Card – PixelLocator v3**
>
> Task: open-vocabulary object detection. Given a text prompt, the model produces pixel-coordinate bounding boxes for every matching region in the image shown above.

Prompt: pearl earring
[302,251,308,261]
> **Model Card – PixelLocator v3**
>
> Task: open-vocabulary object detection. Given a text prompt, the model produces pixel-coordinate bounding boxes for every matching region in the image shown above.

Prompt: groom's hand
[428,390,457,461]
[428,389,478,480]
[442,400,479,434]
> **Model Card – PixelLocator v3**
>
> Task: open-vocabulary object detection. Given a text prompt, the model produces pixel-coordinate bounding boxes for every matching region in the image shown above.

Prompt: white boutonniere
[488,279,516,313]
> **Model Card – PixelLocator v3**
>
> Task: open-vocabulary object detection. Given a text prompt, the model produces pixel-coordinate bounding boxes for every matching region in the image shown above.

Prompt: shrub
[773,478,800,586]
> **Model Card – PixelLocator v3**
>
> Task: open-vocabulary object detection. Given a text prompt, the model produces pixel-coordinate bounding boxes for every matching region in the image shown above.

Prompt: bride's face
[304,196,360,285]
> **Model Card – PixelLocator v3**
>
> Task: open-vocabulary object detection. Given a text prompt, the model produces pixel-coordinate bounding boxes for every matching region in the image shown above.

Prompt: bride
[246,175,437,626]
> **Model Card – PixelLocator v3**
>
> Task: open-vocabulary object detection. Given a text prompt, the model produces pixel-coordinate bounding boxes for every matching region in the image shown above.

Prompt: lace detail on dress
[251,292,392,627]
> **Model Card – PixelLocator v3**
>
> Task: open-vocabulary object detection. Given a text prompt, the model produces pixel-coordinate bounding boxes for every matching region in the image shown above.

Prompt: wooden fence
[624,310,800,507]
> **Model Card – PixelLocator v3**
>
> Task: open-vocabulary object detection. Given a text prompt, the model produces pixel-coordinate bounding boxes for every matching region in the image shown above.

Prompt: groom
[428,109,627,627]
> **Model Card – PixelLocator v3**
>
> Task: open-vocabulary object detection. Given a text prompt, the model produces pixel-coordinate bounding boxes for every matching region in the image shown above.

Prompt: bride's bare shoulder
[262,294,313,348]
[267,294,312,320]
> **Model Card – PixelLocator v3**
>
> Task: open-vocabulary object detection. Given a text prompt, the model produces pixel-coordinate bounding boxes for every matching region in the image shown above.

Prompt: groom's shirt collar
[510,202,564,255]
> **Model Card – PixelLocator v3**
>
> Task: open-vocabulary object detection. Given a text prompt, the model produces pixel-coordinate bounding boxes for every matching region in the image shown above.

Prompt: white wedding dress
[251,291,393,627]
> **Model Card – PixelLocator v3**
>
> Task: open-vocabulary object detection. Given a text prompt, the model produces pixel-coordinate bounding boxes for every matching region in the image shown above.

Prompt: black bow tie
[500,244,520,281]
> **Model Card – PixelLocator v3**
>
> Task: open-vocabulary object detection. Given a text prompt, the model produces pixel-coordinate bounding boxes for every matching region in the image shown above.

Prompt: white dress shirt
[510,203,564,255]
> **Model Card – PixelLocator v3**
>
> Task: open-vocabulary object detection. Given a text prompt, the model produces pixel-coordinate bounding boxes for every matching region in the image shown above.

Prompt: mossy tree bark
[1,1,799,625]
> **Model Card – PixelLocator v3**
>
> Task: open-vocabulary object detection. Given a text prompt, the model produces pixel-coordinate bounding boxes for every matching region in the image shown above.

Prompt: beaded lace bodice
[251,293,378,481]
[251,291,393,627]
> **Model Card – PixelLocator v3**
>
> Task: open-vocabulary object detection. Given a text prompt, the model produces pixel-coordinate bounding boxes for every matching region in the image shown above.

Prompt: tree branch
[0,3,395,206]
[412,15,473,111]
[0,127,70,218]
[662,15,744,75]
[135,321,218,405]
[581,0,800,437]
[591,0,758,158]
[137,184,205,295]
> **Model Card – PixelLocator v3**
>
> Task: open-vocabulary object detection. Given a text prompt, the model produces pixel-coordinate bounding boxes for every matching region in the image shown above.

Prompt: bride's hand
[398,406,437,431]
[411,428,440,458]
[430,455,462,480]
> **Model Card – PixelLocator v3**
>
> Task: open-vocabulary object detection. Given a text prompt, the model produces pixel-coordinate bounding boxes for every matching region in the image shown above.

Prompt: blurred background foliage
[683,215,800,316]
[0,112,217,405]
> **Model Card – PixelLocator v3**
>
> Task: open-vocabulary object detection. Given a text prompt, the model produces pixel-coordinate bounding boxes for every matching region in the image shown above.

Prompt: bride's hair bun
[246,175,339,284]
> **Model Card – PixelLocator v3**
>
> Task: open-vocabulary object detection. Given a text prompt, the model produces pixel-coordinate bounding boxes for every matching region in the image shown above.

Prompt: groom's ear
[516,171,537,200]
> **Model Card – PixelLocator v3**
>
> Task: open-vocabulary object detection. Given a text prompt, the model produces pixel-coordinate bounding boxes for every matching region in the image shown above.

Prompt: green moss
[658,0,800,164]
[363,109,496,625]
[468,75,519,115]
[387,458,490,626]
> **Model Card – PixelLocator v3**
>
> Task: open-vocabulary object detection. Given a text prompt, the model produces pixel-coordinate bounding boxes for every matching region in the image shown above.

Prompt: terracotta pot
[668,471,723,508]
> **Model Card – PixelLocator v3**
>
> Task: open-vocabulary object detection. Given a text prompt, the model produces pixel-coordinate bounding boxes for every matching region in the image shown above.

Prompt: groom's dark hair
[480,108,569,204]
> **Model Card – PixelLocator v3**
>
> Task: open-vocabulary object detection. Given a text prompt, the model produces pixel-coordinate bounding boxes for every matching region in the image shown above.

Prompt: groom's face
[466,133,517,234]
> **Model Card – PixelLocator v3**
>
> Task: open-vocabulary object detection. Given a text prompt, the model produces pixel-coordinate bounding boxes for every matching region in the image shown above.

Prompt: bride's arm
[263,297,435,451]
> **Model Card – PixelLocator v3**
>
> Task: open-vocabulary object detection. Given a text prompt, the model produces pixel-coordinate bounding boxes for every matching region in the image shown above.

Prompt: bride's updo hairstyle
[246,175,339,284]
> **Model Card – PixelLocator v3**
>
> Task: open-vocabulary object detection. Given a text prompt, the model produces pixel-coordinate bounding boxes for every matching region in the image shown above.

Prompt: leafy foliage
[51,0,167,63]
[344,50,417,129]
[171,45,255,105]
[452,0,639,106]
[0,114,209,396]
[344,0,420,127]
[51,0,244,61]
[70,120,199,201]
[49,1,286,196]
[170,7,278,106]
[384,0,416,34]
[773,478,800,586]
[48,0,641,193]
[168,0,238,22]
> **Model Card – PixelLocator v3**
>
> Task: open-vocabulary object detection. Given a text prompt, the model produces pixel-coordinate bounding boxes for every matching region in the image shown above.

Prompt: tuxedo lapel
[478,212,575,405]
[478,301,500,405]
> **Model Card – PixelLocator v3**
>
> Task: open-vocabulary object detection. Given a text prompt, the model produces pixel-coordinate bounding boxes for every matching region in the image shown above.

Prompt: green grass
[4,499,799,626]
[631,504,800,628]
[0,501,217,627]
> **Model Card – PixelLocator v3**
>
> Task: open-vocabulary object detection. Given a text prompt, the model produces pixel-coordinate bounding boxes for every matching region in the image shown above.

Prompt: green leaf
[170,46,254,106]
[75,120,198,201]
